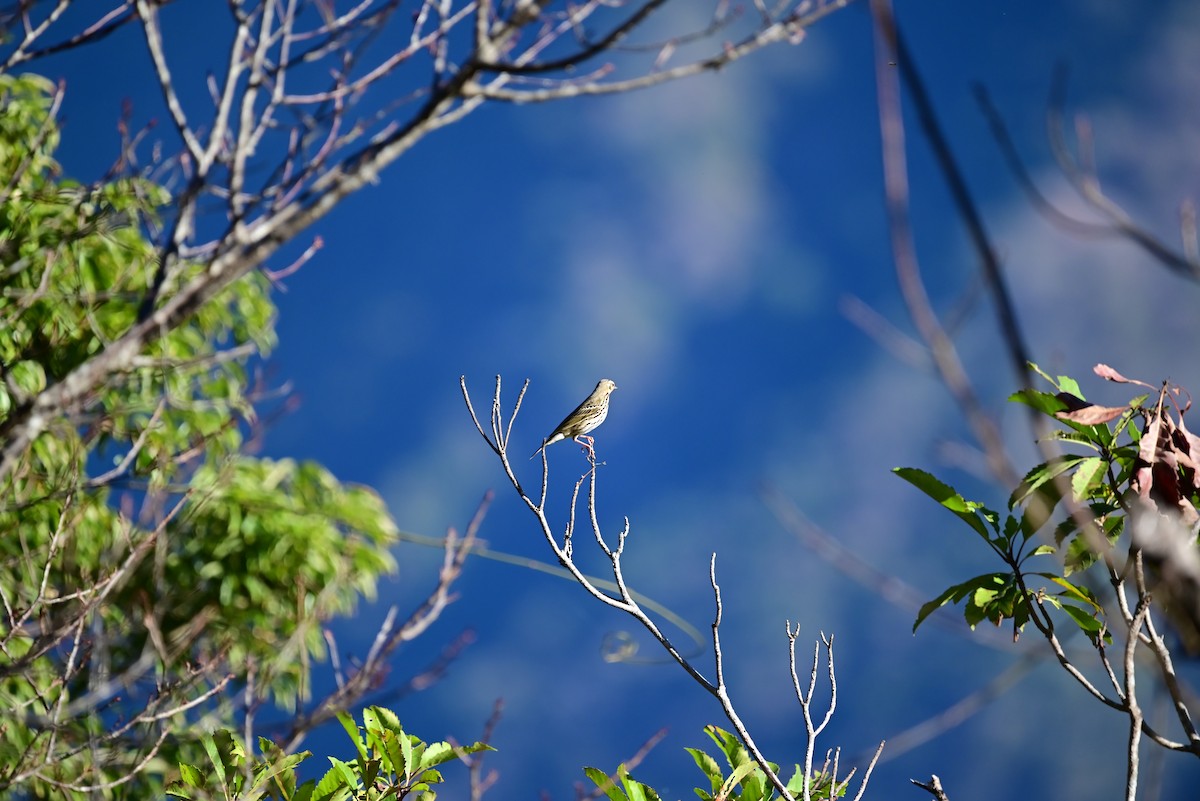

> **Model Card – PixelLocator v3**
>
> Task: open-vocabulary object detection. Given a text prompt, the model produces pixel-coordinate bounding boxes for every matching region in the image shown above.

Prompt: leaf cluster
[585,725,841,801]
[900,363,1200,647]
[167,706,492,801]
[0,74,399,797]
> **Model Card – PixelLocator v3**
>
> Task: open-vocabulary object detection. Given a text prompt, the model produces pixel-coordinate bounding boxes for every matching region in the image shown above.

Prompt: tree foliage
[165,706,493,801]
[901,363,1200,793]
[0,73,397,798]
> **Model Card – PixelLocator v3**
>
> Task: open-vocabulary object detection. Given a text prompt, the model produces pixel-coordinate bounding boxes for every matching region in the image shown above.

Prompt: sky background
[20,0,1200,797]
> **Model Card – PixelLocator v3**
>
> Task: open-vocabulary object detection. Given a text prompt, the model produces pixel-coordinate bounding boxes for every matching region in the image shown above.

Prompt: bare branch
[133,0,204,163]
[3,2,137,69]
[280,493,488,751]
[0,0,852,490]
[710,557,794,801]
[465,374,889,800]
[911,774,951,801]
[1124,596,1151,801]
[869,0,1022,488]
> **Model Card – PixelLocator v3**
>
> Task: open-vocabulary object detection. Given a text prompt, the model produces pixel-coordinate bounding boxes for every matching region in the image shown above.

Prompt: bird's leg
[574,435,595,455]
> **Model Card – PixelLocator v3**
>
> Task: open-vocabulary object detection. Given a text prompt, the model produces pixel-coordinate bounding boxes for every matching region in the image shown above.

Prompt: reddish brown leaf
[1152,460,1181,504]
[1140,413,1164,465]
[1093,363,1156,390]
[1055,404,1127,425]
[1131,463,1154,498]
[1178,412,1200,452]
[1175,415,1200,492]
[1094,363,1130,383]
[1170,384,1193,415]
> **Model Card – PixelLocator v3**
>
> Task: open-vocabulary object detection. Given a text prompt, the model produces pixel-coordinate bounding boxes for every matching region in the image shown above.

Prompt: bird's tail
[529,440,548,460]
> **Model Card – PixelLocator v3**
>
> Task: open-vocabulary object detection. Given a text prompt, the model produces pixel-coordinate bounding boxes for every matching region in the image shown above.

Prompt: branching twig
[280,492,488,751]
[911,774,950,801]
[463,375,886,801]
[0,0,853,490]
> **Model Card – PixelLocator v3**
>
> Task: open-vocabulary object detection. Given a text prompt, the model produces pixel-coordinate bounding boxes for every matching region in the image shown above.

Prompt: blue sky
[24,0,1200,797]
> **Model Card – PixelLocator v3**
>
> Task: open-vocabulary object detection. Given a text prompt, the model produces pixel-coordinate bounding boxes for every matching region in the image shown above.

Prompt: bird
[531,378,618,459]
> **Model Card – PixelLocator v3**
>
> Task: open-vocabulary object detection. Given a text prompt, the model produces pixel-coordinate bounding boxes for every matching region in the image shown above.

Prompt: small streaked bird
[531,378,618,459]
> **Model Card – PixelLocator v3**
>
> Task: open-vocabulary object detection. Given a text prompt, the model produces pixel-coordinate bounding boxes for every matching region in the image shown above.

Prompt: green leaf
[585,766,629,801]
[702,725,761,773]
[685,747,723,794]
[250,749,311,798]
[1026,363,1083,397]
[417,740,492,770]
[894,468,997,541]
[1009,387,1070,417]
[1062,534,1096,575]
[914,574,1007,632]
[785,765,807,795]
[421,767,445,785]
[337,711,368,763]
[360,758,380,789]
[8,360,47,395]
[1057,508,1123,575]
[1044,575,1102,611]
[380,730,404,774]
[1059,604,1104,638]
[369,705,403,734]
[177,763,204,788]
[1055,374,1083,398]
[720,762,760,800]
[622,766,648,801]
[165,779,197,800]
[294,780,317,801]
[202,730,234,784]
[313,762,351,801]
[1010,455,1087,511]
[399,730,415,781]
[329,757,358,792]
[1002,514,1027,546]
[1070,456,1107,501]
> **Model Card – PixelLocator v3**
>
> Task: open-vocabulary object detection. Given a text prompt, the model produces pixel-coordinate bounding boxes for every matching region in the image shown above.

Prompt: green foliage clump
[166,706,491,801]
[585,725,843,801]
[901,363,1200,648]
[0,73,398,797]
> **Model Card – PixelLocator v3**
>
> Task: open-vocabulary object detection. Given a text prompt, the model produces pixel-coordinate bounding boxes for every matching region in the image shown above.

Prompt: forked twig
[462,375,885,801]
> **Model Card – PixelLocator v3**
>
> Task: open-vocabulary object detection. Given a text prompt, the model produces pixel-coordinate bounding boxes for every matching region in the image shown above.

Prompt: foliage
[898,362,1200,794]
[585,726,842,801]
[0,73,398,797]
[166,706,492,801]
[584,764,663,801]
[901,362,1200,648]
[687,725,839,801]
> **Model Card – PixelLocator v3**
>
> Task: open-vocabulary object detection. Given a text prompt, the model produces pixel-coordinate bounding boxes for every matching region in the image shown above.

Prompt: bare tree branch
[463,375,884,801]
[911,774,950,801]
[0,0,852,489]
[279,493,488,752]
